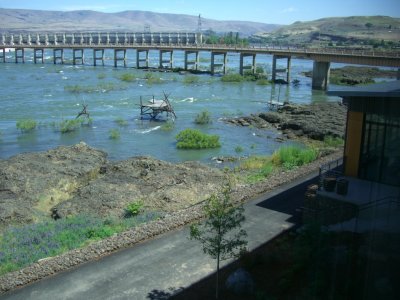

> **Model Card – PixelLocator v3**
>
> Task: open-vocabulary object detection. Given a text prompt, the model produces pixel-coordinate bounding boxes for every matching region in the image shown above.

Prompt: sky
[0,0,399,24]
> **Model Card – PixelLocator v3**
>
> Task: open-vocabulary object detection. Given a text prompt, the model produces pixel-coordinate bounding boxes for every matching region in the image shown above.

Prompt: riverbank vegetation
[237,145,320,183]
[0,212,160,276]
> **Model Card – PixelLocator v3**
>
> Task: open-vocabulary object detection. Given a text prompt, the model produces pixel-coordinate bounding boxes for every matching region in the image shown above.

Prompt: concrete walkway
[0,173,317,300]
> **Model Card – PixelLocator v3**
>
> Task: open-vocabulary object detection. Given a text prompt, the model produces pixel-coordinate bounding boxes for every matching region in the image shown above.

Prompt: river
[0,49,357,163]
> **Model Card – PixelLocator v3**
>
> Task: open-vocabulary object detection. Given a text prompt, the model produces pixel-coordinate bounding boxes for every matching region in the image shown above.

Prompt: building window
[359,113,400,186]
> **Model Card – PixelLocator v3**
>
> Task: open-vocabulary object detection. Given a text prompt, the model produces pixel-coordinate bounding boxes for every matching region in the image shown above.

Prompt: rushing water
[0,48,350,163]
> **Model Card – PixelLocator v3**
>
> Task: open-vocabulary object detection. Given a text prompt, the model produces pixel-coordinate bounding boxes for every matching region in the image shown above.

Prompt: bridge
[1,32,399,89]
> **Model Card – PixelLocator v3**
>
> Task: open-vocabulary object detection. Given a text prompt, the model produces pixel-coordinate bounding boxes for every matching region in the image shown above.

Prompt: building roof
[327,80,400,98]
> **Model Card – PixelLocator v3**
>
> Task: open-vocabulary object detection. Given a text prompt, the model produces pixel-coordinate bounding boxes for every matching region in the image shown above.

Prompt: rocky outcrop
[0,142,107,228]
[53,157,228,218]
[224,102,347,140]
[0,142,229,229]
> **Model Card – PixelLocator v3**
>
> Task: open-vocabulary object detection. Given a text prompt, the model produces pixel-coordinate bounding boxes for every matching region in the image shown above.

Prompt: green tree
[190,187,247,299]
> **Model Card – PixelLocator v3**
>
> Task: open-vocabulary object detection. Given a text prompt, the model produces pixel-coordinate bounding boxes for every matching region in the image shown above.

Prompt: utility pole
[197,14,203,44]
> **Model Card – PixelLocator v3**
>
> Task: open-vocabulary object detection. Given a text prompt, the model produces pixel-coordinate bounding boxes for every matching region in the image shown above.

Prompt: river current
[0,49,344,163]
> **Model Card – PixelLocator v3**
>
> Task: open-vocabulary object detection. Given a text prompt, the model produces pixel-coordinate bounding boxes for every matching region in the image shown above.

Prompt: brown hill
[0,8,280,36]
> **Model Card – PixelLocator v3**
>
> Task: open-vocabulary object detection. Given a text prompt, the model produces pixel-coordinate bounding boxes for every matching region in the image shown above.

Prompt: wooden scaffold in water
[139,92,176,120]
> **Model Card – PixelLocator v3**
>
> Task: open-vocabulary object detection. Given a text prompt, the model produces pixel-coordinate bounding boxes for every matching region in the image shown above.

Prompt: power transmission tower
[197,14,202,33]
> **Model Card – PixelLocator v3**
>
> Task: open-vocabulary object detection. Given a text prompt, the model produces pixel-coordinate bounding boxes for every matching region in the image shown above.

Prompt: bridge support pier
[159,50,173,69]
[272,55,291,83]
[211,52,227,75]
[184,51,199,71]
[54,49,64,64]
[93,49,105,66]
[0,48,5,63]
[136,50,149,68]
[114,49,127,67]
[73,49,84,65]
[34,49,44,64]
[240,53,256,75]
[15,48,24,63]
[312,61,330,90]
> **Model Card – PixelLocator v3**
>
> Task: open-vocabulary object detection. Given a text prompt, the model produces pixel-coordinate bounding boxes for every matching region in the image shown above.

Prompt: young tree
[189,187,247,299]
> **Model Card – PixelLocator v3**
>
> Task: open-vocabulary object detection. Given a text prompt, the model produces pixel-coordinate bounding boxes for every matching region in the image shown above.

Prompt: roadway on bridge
[0,172,317,300]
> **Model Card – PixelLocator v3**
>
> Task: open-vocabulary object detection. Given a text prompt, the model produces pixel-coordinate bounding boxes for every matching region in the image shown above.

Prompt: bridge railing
[1,32,400,59]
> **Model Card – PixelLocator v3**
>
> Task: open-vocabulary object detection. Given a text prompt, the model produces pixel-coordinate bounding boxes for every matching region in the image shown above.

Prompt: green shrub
[235,146,244,153]
[221,74,244,83]
[176,128,221,149]
[119,73,136,82]
[114,117,128,127]
[59,118,84,133]
[97,73,106,80]
[109,128,120,139]
[183,75,200,84]
[194,110,212,124]
[256,66,265,74]
[16,119,37,132]
[125,201,144,217]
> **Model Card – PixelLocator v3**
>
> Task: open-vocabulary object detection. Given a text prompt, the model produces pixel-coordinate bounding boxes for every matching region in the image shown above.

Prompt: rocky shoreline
[0,148,343,294]
[0,102,347,293]
[223,101,347,141]
[303,66,398,85]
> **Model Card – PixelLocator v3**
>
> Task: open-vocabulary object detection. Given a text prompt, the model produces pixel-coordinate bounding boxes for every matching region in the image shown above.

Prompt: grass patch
[161,120,175,131]
[273,146,319,170]
[221,74,244,83]
[176,128,221,149]
[237,145,319,183]
[114,117,128,127]
[16,119,37,132]
[57,117,90,133]
[119,73,136,82]
[323,135,344,148]
[235,146,244,153]
[194,110,212,125]
[64,83,125,93]
[109,128,120,139]
[0,213,160,275]
[183,75,200,84]
[97,73,106,80]
[256,78,271,85]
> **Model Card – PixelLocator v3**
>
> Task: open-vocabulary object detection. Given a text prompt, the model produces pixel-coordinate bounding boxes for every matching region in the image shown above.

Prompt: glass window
[359,113,400,186]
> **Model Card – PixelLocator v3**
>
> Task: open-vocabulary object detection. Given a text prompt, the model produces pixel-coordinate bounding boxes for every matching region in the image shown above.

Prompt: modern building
[328,80,400,187]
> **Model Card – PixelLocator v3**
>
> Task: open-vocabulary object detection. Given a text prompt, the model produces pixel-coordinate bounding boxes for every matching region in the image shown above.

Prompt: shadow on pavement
[256,175,319,224]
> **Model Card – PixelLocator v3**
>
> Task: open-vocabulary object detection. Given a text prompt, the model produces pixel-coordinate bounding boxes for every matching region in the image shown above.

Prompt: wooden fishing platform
[139,92,176,119]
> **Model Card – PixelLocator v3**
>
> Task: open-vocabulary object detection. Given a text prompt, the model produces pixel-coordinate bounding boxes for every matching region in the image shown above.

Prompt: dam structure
[1,32,399,90]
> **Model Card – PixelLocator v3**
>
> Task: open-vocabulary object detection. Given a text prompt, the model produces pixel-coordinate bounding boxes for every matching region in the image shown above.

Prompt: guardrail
[1,32,399,59]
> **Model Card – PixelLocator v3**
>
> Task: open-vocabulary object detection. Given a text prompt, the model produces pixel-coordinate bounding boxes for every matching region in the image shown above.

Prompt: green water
[0,49,340,163]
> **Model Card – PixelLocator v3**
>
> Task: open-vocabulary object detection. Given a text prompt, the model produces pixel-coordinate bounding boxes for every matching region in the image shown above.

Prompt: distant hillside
[253,16,400,46]
[0,8,280,36]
